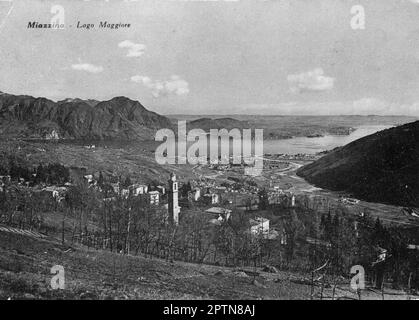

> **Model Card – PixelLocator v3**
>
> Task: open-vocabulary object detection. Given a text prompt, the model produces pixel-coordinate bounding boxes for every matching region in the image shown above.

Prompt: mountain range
[0,91,172,140]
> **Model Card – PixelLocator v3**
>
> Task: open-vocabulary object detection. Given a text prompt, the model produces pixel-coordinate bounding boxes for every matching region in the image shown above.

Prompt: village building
[149,191,160,205]
[268,191,283,205]
[215,186,227,193]
[121,188,130,199]
[84,174,94,184]
[250,217,270,238]
[193,188,201,201]
[156,185,166,195]
[203,193,220,205]
[129,184,148,196]
[103,197,116,202]
[402,207,419,218]
[42,186,67,202]
[205,207,232,222]
[407,244,419,250]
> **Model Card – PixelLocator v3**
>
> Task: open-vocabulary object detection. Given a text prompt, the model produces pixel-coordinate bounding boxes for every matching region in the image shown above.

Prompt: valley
[0,91,418,299]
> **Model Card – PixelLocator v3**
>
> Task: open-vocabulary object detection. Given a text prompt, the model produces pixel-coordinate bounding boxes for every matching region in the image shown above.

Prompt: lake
[261,125,393,155]
[43,124,393,158]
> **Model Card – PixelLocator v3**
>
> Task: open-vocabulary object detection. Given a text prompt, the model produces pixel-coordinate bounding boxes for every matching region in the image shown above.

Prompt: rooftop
[205,207,232,215]
[250,217,269,226]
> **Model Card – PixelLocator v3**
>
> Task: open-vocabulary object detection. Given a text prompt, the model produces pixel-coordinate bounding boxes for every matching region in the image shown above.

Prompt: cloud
[118,40,146,57]
[287,68,334,93]
[131,75,190,97]
[71,63,103,73]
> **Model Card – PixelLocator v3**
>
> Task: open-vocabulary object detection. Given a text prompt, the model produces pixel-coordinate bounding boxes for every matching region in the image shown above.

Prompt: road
[268,158,419,227]
[191,157,419,227]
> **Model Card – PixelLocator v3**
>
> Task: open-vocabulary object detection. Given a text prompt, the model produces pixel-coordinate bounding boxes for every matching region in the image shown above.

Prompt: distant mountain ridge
[187,117,249,131]
[297,121,419,207]
[0,92,172,140]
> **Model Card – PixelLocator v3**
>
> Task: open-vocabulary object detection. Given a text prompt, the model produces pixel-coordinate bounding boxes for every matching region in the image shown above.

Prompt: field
[0,139,195,184]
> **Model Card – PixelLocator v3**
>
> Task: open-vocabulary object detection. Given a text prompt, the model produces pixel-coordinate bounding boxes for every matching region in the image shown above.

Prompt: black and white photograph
[0,0,418,306]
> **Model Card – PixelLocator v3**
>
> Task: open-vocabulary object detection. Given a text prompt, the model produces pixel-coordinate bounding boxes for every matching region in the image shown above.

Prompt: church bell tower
[168,173,180,225]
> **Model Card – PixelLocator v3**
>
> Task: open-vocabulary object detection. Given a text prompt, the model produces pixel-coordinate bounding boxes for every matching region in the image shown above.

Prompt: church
[167,173,181,225]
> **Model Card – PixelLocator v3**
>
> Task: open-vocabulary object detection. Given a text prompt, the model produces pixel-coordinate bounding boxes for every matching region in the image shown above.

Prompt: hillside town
[1,153,418,289]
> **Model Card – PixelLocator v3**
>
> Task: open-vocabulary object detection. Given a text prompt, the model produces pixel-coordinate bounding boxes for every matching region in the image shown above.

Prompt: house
[103,197,117,202]
[84,175,94,184]
[211,193,220,204]
[250,217,270,238]
[340,197,360,205]
[156,185,166,195]
[402,207,419,218]
[129,184,148,196]
[268,191,284,205]
[42,186,67,202]
[149,191,160,205]
[121,188,130,199]
[205,207,232,222]
[189,188,201,201]
[194,188,201,201]
[215,186,227,193]
[372,247,388,266]
[203,193,219,205]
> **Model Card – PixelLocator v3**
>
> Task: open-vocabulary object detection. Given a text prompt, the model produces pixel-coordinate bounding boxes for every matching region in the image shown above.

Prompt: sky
[0,0,419,116]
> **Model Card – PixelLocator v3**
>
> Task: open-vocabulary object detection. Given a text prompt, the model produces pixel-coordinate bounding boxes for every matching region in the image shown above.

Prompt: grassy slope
[1,229,413,300]
[0,231,312,300]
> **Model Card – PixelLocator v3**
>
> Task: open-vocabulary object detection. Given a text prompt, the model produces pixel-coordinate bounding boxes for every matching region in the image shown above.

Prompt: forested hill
[297,121,419,208]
